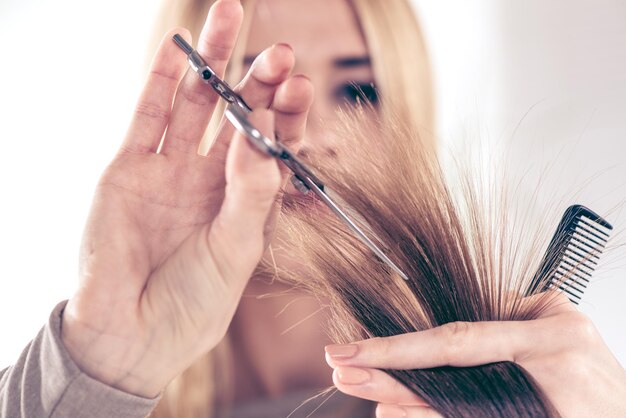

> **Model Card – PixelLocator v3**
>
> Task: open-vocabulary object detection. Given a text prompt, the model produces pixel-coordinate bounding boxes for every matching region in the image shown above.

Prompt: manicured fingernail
[325,344,358,359]
[336,367,370,385]
[377,404,407,418]
[274,42,293,52]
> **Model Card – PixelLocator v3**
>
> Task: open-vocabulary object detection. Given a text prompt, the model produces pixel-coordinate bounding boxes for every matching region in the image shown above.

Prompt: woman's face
[244,0,378,158]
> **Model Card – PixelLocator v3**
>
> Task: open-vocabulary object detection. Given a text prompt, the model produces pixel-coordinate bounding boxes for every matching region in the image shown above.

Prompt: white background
[0,0,624,370]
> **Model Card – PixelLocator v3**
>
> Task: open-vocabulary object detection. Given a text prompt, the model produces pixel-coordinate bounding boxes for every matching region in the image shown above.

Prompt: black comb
[525,205,613,304]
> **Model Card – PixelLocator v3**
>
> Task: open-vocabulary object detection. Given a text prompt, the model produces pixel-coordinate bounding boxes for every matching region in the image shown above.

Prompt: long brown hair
[276,106,564,417]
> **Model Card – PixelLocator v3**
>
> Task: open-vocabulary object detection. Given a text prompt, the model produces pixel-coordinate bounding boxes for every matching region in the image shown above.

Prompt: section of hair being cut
[272,106,588,418]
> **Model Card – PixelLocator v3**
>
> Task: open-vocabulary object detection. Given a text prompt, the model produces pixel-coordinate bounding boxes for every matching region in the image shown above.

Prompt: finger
[332,367,429,406]
[206,43,296,161]
[532,291,578,318]
[325,321,539,370]
[273,74,315,155]
[208,109,281,282]
[120,28,190,154]
[261,75,314,244]
[376,404,442,418]
[160,0,243,156]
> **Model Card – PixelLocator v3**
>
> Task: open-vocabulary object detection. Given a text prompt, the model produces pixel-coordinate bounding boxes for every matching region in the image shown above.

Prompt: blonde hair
[149,0,434,416]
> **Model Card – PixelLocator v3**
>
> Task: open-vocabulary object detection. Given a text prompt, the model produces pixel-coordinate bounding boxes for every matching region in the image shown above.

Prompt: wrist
[61,300,167,398]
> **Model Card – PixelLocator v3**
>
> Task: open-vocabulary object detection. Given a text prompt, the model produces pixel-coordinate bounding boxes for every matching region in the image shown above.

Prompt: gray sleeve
[0,301,161,418]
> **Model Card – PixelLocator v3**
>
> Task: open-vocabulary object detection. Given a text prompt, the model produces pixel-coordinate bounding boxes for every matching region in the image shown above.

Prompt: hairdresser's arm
[0,301,160,417]
[0,0,313,415]
[325,294,626,418]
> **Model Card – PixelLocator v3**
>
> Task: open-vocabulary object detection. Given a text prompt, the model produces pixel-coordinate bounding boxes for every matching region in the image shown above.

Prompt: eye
[335,82,379,106]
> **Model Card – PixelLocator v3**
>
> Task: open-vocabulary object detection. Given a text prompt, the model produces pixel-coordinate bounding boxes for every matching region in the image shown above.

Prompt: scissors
[172,34,409,281]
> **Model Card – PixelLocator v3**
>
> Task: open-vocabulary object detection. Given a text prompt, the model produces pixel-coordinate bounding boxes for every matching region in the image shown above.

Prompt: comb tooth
[557,285,582,303]
[564,255,597,271]
[566,240,601,260]
[564,246,599,266]
[556,266,590,285]
[550,283,581,304]
[571,236,604,258]
[561,252,596,273]
[552,272,587,293]
[570,204,614,230]
[554,268,589,287]
[578,216,611,238]
[560,258,594,276]
[562,247,589,263]
[573,225,607,247]
[563,266,594,284]
[527,205,612,301]
[549,278,585,302]
[571,234,604,250]
[575,217,610,240]
[552,271,586,292]
[570,234,601,254]
[561,285,583,299]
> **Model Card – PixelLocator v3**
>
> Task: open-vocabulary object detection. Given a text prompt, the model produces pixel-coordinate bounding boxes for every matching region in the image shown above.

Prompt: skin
[62,0,314,398]
[229,0,377,399]
[326,294,626,417]
[59,0,626,415]
[244,0,375,154]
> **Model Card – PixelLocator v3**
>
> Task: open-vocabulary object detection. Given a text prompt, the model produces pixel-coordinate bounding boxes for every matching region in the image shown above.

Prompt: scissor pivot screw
[290,175,310,194]
[202,70,212,80]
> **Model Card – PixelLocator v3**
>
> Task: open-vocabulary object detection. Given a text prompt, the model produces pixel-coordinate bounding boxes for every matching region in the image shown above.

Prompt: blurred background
[0,0,624,369]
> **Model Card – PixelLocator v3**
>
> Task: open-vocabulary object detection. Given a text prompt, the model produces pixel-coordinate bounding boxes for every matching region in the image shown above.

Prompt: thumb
[208,108,282,279]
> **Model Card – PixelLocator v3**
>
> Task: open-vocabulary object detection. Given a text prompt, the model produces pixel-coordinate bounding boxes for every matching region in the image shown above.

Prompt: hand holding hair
[274,99,625,417]
[60,0,313,399]
[325,294,626,418]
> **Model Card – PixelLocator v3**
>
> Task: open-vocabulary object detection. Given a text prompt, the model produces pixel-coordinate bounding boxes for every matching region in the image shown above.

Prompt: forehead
[245,0,368,59]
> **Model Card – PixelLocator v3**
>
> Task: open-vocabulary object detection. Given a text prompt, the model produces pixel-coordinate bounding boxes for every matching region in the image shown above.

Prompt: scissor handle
[173,34,251,113]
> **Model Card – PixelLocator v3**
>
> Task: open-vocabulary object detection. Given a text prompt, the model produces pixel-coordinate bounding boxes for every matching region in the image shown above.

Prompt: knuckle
[149,69,181,85]
[165,132,198,153]
[275,132,303,145]
[277,81,314,112]
[135,101,170,122]
[374,337,393,359]
[232,171,282,207]
[543,291,575,314]
[180,84,217,107]
[250,167,282,193]
[561,312,598,344]
[439,322,472,363]
[199,40,232,64]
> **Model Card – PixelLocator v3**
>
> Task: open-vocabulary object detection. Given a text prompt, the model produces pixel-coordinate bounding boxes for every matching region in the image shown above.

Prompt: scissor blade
[303,180,410,281]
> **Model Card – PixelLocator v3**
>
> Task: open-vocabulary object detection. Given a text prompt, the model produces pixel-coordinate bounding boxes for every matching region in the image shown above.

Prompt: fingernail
[293,73,311,82]
[325,344,358,359]
[336,367,370,385]
[274,42,293,52]
[377,404,407,418]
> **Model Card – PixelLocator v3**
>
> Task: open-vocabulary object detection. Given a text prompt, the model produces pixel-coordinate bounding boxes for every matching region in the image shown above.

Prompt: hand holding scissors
[62,0,314,397]
[172,34,409,281]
